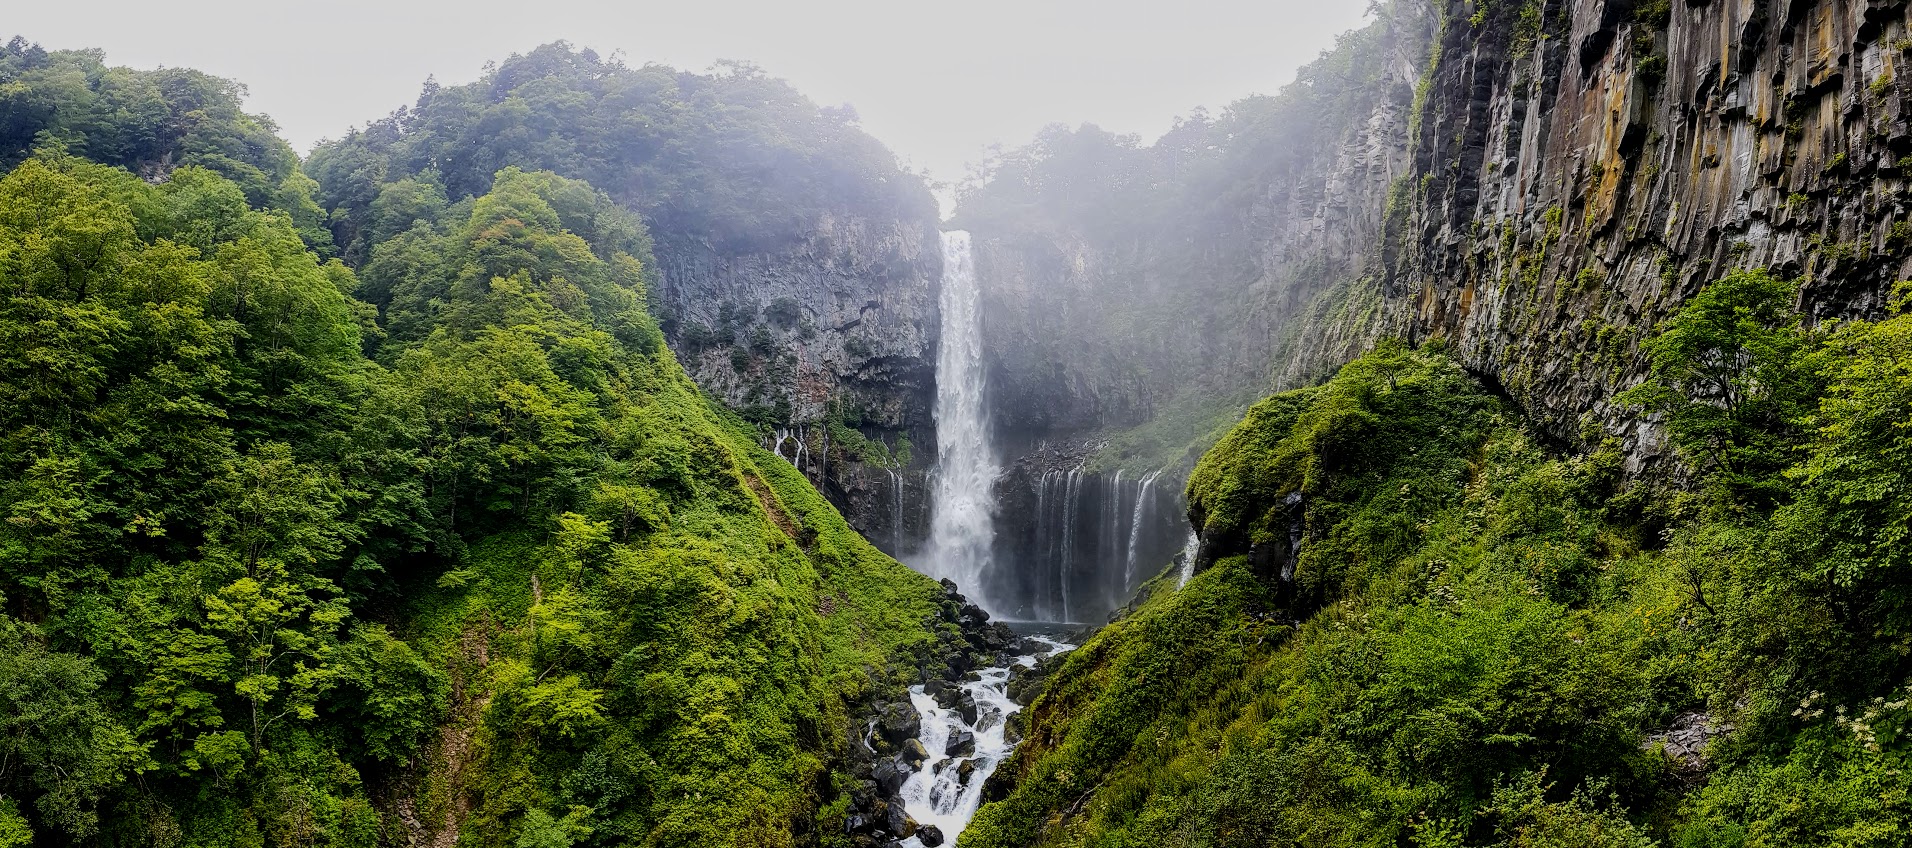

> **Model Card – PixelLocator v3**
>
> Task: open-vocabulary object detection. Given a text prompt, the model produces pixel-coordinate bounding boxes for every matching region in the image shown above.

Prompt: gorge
[7,0,1912,845]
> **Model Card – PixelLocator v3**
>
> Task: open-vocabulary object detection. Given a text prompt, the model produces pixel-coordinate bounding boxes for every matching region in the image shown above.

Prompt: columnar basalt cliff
[966,0,1912,482]
[1361,0,1912,467]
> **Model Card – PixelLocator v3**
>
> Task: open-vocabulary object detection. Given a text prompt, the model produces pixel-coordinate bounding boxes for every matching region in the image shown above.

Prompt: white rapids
[896,635,1074,846]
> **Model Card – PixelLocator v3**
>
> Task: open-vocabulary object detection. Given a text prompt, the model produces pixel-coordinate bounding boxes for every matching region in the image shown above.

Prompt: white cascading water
[1124,470,1163,591]
[897,636,1074,847]
[922,231,999,606]
[1178,531,1201,588]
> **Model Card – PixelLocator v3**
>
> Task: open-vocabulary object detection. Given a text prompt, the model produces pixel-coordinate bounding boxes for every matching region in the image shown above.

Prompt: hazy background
[9,0,1371,202]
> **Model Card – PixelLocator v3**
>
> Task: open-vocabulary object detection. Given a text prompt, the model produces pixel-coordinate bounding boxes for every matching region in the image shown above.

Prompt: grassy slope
[392,346,944,848]
[963,346,1697,847]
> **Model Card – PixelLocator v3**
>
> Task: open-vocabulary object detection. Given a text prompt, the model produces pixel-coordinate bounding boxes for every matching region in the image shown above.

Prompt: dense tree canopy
[0,37,332,251]
[0,141,941,847]
[305,43,934,265]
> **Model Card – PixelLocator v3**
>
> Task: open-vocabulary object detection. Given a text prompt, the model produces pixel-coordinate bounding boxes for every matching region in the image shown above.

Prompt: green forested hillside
[0,145,941,847]
[303,43,933,266]
[965,282,1912,847]
[0,38,333,252]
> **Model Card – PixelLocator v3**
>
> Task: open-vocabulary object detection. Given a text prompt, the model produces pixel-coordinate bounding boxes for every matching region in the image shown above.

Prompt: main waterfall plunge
[919,231,1187,624]
[922,231,999,600]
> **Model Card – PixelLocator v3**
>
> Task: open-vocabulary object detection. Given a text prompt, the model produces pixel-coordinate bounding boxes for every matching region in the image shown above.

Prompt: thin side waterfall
[1124,470,1163,591]
[1059,467,1084,622]
[888,468,904,554]
[1104,470,1124,608]
[922,231,999,607]
[1178,531,1201,588]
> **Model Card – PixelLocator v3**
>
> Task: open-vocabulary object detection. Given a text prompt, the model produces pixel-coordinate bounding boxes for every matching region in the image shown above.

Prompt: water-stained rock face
[967,0,1912,479]
[1377,0,1912,469]
[655,212,941,430]
[650,211,942,551]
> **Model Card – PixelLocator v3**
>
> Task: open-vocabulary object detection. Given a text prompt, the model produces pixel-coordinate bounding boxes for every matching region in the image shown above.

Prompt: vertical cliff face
[961,4,1434,460]
[651,212,942,555]
[967,0,1912,486]
[656,214,940,430]
[1369,0,1912,465]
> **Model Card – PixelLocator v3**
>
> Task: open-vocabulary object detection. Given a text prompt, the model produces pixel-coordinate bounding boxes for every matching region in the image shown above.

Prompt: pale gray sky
[10,0,1372,199]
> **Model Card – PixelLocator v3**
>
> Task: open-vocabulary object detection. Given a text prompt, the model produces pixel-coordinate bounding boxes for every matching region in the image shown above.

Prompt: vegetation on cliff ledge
[966,275,1912,846]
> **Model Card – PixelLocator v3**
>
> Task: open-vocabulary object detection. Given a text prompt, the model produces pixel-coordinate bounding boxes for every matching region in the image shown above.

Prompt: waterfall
[1058,467,1084,623]
[1108,469,1116,611]
[896,636,1074,846]
[1124,470,1162,592]
[922,231,999,607]
[888,468,905,554]
[771,426,811,477]
[1178,531,1200,588]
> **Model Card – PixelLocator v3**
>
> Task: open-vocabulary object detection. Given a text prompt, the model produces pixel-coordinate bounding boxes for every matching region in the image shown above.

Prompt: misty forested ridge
[6,0,1912,846]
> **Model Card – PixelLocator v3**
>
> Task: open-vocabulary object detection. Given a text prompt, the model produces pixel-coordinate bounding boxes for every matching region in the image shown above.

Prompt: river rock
[872,758,909,795]
[945,729,975,757]
[877,702,919,747]
[885,802,917,838]
[901,738,930,767]
[917,825,946,847]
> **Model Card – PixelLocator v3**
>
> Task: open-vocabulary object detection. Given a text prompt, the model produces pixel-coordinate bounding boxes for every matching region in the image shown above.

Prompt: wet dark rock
[917,824,946,847]
[876,702,919,747]
[873,758,909,795]
[901,738,930,767]
[956,692,979,725]
[946,729,975,757]
[885,802,916,838]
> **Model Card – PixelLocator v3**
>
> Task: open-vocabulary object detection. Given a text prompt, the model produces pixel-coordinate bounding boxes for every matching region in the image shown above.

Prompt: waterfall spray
[922,232,999,607]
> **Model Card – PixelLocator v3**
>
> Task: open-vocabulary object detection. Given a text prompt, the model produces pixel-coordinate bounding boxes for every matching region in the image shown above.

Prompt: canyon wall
[649,211,942,557]
[1372,0,1912,467]
[970,0,1912,483]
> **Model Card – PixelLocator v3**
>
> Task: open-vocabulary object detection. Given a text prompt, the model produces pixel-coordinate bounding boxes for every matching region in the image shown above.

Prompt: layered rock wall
[1368,0,1912,465]
[652,212,942,554]
[973,0,1912,480]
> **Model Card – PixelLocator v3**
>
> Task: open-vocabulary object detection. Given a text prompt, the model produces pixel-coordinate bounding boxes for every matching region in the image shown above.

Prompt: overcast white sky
[10,0,1372,201]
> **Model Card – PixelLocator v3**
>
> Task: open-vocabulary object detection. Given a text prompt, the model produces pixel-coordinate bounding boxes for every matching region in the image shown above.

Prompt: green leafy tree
[0,615,145,839]
[1618,270,1822,505]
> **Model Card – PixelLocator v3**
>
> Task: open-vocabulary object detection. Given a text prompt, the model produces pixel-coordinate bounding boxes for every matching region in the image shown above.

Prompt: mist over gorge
[6,1,1912,846]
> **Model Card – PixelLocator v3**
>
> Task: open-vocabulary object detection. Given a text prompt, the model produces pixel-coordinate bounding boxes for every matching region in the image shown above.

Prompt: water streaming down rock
[990,465,1187,623]
[896,636,1074,847]
[1178,531,1201,588]
[889,468,905,555]
[1124,470,1162,588]
[921,231,1001,605]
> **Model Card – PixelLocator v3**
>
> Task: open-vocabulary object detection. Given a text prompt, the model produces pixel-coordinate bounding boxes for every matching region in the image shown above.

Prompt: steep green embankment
[305,42,945,553]
[0,42,946,848]
[967,282,1912,846]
